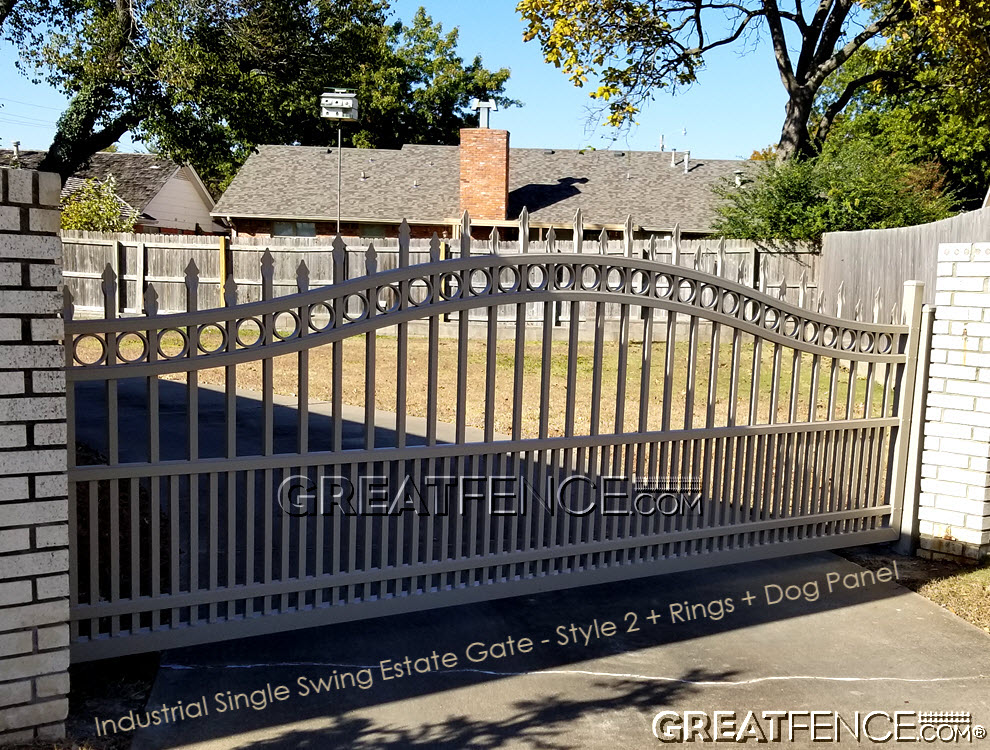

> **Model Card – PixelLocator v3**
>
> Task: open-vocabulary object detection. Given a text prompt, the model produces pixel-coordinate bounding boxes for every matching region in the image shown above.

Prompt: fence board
[820,205,990,316]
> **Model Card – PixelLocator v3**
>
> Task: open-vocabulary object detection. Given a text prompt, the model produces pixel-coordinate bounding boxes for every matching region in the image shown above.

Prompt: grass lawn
[79,330,891,439]
[841,546,990,634]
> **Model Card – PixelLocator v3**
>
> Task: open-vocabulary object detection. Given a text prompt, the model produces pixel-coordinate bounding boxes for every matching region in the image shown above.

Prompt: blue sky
[0,1,786,159]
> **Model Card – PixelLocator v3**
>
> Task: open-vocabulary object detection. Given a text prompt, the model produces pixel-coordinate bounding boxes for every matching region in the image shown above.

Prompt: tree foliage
[812,18,990,208]
[4,1,515,192]
[60,176,137,232]
[517,0,912,158]
[711,142,957,250]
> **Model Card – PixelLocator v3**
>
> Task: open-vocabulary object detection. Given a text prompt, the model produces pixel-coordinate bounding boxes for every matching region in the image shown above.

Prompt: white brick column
[0,167,70,742]
[918,242,990,562]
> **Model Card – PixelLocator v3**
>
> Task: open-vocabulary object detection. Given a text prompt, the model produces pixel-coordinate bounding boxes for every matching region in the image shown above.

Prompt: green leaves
[60,175,137,232]
[712,143,958,250]
[9,0,515,193]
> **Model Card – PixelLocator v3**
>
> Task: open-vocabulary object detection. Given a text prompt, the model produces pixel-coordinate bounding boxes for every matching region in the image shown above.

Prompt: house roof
[0,150,181,215]
[211,143,749,234]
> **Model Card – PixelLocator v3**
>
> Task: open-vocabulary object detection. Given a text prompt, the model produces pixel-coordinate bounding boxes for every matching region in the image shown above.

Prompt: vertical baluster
[184,261,200,461]
[296,260,310,453]
[332,237,346,451]
[618,219,635,556]
[670,223,681,266]
[169,478,179,628]
[259,250,275,457]
[223,272,238,459]
[682,278,701,554]
[427,234,441,447]
[365,243,378,450]
[143,285,160,628]
[396,221,410,449]
[781,282,801,540]
[245,470,255,617]
[99,265,122,636]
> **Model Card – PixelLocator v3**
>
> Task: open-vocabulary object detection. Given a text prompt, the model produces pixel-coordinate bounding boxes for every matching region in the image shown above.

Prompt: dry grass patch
[79,330,889,439]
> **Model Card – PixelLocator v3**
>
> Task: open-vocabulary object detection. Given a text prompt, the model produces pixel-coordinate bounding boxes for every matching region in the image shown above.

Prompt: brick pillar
[0,168,70,742]
[918,242,990,562]
[459,128,510,221]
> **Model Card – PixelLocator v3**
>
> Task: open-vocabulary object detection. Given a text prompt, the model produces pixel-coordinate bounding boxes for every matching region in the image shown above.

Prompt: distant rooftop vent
[543,149,555,155]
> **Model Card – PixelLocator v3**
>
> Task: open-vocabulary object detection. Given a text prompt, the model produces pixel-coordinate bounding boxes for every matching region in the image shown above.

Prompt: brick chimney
[459,128,509,220]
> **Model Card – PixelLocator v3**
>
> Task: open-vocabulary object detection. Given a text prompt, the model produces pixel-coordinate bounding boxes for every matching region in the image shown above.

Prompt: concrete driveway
[123,550,990,749]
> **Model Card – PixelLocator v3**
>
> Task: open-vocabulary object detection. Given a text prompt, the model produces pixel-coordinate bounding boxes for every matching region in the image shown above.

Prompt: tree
[711,141,957,249]
[516,0,919,158]
[60,176,137,232]
[4,1,515,191]
[811,30,990,208]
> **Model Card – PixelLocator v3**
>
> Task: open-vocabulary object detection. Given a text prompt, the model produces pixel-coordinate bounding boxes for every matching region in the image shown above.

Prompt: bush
[711,142,958,251]
[60,176,137,232]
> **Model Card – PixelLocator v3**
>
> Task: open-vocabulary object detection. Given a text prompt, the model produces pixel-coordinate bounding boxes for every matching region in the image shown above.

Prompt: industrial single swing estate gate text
[64,216,928,661]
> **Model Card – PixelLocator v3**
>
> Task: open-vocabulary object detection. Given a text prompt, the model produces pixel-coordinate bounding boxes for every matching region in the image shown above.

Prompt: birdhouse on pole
[320,89,359,121]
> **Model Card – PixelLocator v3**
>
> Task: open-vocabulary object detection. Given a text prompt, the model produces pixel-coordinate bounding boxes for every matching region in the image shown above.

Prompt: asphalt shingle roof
[212,143,749,234]
[0,150,179,213]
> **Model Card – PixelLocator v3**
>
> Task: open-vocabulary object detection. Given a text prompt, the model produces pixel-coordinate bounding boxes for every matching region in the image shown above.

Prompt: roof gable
[0,150,180,212]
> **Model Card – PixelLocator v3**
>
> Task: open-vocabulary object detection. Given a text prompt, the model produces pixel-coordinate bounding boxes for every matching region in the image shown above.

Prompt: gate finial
[260,249,275,279]
[460,210,471,257]
[296,259,310,293]
[223,274,237,307]
[519,207,530,253]
[332,234,347,266]
[429,232,441,263]
[777,278,787,301]
[854,297,862,322]
[737,257,747,284]
[873,287,881,323]
[799,270,808,308]
[718,237,726,277]
[573,208,583,253]
[61,286,74,322]
[599,228,609,255]
[624,215,634,257]
[365,242,378,275]
[692,246,701,270]
[546,226,557,252]
[261,249,275,301]
[489,225,500,254]
[671,222,681,265]
[648,233,657,261]
[398,219,411,267]
[144,283,159,317]
[837,281,845,318]
[184,258,199,289]
[101,263,117,319]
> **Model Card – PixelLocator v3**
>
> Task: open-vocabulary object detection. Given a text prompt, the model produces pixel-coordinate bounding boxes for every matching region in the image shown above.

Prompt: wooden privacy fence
[63,219,928,660]
[820,204,990,313]
[62,214,821,318]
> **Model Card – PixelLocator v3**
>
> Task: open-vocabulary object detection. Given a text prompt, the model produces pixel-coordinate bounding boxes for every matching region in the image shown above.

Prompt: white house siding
[141,167,215,232]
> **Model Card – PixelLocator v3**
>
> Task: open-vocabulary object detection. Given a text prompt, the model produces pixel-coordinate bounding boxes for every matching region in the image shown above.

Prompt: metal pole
[337,127,342,235]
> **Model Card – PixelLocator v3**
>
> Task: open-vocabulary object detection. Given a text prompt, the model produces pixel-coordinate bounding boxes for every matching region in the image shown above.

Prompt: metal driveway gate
[64,221,927,661]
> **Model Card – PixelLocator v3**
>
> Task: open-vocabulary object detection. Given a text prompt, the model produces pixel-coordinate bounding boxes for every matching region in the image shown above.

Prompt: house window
[360,224,388,239]
[273,221,316,237]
